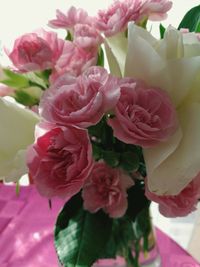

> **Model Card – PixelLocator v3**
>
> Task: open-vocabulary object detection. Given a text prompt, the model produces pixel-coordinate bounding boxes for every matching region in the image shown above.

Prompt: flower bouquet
[1,0,200,266]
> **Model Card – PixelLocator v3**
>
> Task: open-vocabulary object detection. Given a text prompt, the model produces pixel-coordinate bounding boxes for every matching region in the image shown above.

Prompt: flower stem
[124,247,140,267]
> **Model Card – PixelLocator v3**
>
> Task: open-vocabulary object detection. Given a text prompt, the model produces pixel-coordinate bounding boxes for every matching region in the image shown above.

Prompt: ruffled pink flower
[82,161,134,218]
[41,66,121,128]
[95,0,140,37]
[7,29,65,72]
[145,173,200,217]
[108,79,178,148]
[27,122,93,199]
[138,0,172,21]
[48,6,92,30]
[74,24,103,50]
[50,41,97,83]
[0,84,14,97]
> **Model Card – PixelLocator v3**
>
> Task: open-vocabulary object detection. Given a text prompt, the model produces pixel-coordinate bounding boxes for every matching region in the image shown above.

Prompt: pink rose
[145,173,200,217]
[108,79,178,147]
[50,41,97,83]
[82,161,134,218]
[7,29,65,72]
[41,66,121,128]
[48,6,91,30]
[74,24,103,50]
[95,0,140,37]
[27,122,93,199]
[138,0,172,21]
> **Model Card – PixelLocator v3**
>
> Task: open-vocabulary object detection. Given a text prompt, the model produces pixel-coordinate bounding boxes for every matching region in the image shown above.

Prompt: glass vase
[93,210,161,267]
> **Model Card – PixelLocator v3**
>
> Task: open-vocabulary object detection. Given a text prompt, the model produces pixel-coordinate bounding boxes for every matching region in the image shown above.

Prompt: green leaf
[55,194,112,267]
[133,207,152,252]
[178,5,200,32]
[120,151,140,172]
[99,220,120,259]
[97,47,104,67]
[14,90,39,106]
[2,69,29,88]
[102,150,120,167]
[24,72,47,90]
[138,162,146,177]
[15,181,20,196]
[159,24,165,39]
[65,31,73,41]
[126,180,150,221]
[88,118,114,149]
[35,69,51,86]
[92,144,102,161]
[133,207,151,239]
[88,119,105,139]
[137,17,148,29]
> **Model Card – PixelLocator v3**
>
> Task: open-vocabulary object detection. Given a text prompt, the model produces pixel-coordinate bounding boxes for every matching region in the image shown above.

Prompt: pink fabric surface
[0,184,199,267]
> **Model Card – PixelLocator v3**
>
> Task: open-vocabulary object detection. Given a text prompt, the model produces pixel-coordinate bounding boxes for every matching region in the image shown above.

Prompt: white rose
[107,23,200,195]
[0,98,39,182]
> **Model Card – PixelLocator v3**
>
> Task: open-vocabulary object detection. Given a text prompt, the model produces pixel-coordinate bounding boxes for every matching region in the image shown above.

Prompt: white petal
[125,24,169,94]
[144,127,182,178]
[125,24,200,196]
[159,26,184,59]
[105,31,127,77]
[125,24,200,107]
[145,103,200,195]
[0,98,39,181]
[0,150,28,182]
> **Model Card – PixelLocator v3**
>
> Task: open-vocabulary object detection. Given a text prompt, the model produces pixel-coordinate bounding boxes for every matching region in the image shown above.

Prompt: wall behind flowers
[0,0,200,64]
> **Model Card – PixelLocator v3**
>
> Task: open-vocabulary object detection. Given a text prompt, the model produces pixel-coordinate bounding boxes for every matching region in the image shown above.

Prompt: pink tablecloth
[0,184,199,267]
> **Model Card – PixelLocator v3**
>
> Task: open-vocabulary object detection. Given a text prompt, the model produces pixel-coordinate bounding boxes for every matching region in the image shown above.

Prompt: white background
[0,0,199,49]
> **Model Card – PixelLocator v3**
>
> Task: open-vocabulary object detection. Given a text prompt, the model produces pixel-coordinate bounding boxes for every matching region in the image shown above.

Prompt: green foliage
[1,69,47,106]
[97,47,104,67]
[100,212,152,267]
[133,207,151,239]
[178,5,200,32]
[34,69,51,87]
[2,69,29,88]
[25,72,47,90]
[55,194,113,267]
[89,117,145,175]
[14,90,39,106]
[159,24,165,39]
[91,144,102,161]
[88,118,106,140]
[99,217,136,261]
[120,151,140,172]
[65,31,73,41]
[15,181,20,196]
[99,220,122,259]
[137,17,148,29]
[102,150,120,167]
[126,180,150,222]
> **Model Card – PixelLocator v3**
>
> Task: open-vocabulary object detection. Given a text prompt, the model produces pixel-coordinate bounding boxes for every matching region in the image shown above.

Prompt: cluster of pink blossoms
[7,10,101,82]
[95,0,172,36]
[5,0,198,219]
[6,0,172,79]
[27,65,178,218]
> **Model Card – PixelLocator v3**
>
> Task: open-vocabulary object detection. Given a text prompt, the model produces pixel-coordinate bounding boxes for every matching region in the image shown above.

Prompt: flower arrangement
[1,0,200,266]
